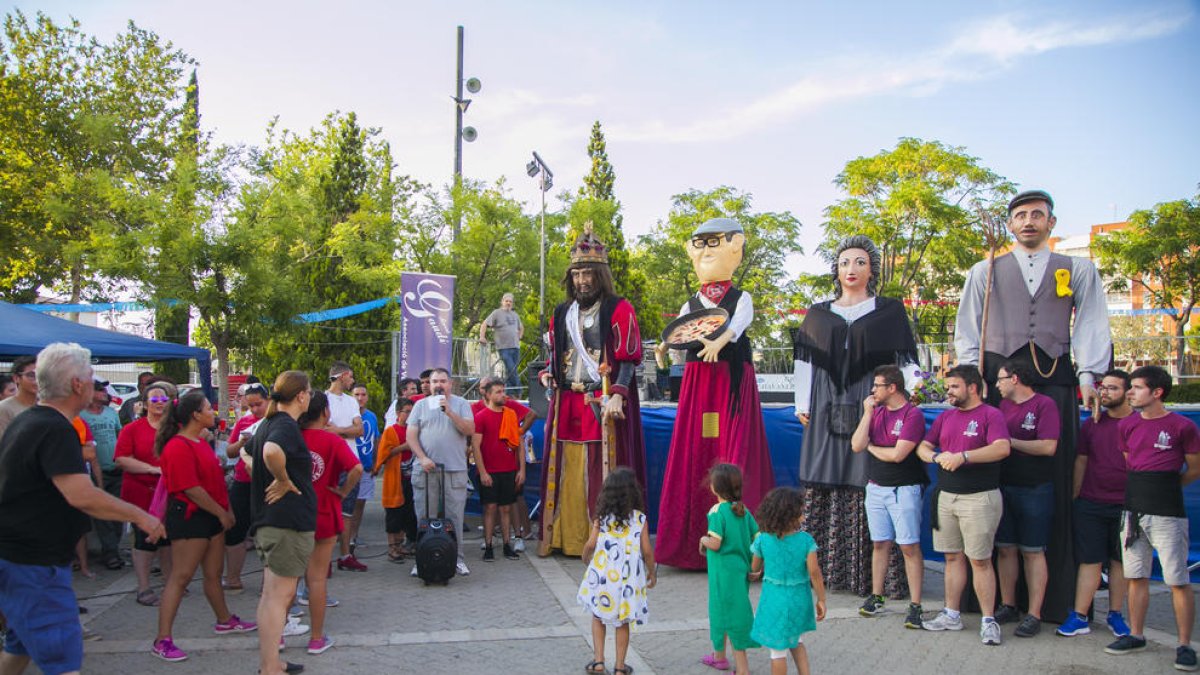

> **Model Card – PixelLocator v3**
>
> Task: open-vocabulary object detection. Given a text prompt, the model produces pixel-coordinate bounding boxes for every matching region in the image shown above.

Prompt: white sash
[564,301,601,382]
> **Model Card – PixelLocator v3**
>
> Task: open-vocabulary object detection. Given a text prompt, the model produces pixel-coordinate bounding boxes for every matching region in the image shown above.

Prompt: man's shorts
[476,470,519,506]
[933,489,1002,560]
[865,482,923,545]
[0,559,83,675]
[1122,513,1191,586]
[340,473,359,516]
[995,482,1055,552]
[165,499,223,541]
[1073,498,1123,565]
[355,471,375,501]
[255,526,316,578]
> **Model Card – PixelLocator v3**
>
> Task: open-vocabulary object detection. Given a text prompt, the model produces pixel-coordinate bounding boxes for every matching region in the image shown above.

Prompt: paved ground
[48,502,1197,674]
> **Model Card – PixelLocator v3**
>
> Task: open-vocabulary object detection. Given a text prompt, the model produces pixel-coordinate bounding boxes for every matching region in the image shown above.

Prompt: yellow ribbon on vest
[1055,268,1072,297]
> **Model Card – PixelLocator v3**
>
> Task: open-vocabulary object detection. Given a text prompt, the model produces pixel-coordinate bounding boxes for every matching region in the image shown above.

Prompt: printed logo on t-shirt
[1021,412,1037,431]
[964,420,979,437]
[1154,431,1173,451]
[891,419,904,437]
[310,451,326,482]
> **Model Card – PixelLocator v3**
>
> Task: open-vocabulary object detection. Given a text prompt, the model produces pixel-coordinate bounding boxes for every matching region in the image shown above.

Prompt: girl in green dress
[750,487,827,675]
[699,463,759,674]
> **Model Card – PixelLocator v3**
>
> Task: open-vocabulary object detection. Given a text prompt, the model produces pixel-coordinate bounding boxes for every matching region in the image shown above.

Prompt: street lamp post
[452,25,481,243]
[526,152,553,353]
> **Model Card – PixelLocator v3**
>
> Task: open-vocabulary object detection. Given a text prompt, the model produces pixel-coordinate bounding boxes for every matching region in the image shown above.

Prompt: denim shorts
[0,559,83,675]
[995,482,1055,552]
[865,482,924,545]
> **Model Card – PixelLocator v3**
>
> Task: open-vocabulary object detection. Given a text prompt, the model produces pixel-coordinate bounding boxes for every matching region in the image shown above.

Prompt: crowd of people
[1,190,1198,675]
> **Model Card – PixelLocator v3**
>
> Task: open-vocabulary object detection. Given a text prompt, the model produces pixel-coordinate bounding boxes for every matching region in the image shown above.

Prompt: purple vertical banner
[400,272,456,378]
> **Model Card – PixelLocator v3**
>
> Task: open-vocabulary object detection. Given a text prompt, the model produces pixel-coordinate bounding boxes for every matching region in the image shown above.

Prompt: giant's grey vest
[983,252,1074,359]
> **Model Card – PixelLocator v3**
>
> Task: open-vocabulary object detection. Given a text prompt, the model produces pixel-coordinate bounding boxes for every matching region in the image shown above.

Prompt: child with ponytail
[699,463,759,674]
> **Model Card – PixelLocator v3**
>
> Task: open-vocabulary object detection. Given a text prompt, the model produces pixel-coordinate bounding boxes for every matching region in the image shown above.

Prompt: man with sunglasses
[656,217,775,570]
[0,356,37,441]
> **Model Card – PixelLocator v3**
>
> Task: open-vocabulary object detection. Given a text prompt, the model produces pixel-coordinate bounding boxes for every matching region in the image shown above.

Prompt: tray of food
[660,307,730,350]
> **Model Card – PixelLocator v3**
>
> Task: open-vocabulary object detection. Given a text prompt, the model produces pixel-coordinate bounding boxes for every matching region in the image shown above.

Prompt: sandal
[613,667,633,675]
[584,660,607,674]
[701,654,731,670]
[388,545,405,563]
[136,589,160,607]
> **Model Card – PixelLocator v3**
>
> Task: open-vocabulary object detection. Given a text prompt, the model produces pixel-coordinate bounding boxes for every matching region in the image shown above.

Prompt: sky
[15,0,1200,277]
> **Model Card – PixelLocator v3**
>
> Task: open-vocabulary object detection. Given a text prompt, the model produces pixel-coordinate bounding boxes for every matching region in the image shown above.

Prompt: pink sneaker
[213,614,258,634]
[152,637,188,662]
[307,635,335,654]
[701,653,731,671]
[336,554,368,572]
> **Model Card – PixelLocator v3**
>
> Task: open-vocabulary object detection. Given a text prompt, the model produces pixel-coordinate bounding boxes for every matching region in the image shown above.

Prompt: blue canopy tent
[0,301,213,398]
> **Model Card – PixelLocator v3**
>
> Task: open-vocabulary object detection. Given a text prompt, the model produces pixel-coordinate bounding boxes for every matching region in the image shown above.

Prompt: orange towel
[498,407,521,450]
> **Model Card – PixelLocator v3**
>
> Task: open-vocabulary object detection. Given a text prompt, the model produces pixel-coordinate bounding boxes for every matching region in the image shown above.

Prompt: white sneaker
[410,564,418,577]
[512,536,525,553]
[922,609,964,631]
[456,560,470,576]
[282,616,310,637]
[981,619,1002,646]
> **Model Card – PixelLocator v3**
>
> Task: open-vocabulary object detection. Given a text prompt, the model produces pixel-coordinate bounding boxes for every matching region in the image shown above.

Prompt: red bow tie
[701,281,731,303]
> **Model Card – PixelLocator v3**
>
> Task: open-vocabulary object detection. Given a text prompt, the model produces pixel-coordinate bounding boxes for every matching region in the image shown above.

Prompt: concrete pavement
[58,502,1194,674]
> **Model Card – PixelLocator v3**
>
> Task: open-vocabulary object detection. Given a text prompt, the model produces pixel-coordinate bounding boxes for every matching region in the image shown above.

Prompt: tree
[0,11,193,302]
[582,121,614,201]
[631,186,804,342]
[821,138,1013,300]
[1094,195,1200,375]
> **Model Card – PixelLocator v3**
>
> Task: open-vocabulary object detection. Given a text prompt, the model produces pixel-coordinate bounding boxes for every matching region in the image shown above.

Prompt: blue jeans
[498,347,521,388]
[0,559,83,675]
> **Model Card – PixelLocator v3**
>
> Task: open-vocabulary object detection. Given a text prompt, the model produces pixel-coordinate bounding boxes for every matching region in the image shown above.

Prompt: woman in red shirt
[299,391,362,656]
[152,390,255,662]
[114,381,175,606]
[222,383,269,592]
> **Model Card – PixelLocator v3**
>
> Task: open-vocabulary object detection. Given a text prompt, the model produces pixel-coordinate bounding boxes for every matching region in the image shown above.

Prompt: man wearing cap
[954,189,1112,623]
[80,377,126,570]
[654,217,775,569]
[538,224,647,557]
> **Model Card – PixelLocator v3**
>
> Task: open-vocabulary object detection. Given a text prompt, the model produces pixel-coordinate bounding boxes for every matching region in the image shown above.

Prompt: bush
[1169,383,1200,404]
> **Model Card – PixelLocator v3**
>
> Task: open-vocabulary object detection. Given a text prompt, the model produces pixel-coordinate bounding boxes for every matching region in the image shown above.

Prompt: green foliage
[1094,194,1200,374]
[821,137,1013,299]
[582,121,615,202]
[631,186,804,342]
[0,10,193,302]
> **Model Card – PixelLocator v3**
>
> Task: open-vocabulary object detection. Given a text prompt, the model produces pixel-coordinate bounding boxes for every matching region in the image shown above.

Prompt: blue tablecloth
[483,404,1200,580]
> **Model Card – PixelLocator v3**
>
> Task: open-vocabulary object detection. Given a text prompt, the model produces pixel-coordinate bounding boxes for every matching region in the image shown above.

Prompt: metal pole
[453,25,464,242]
[538,175,547,356]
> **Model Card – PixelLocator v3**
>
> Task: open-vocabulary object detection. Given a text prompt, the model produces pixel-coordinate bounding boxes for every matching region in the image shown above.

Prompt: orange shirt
[374,424,407,509]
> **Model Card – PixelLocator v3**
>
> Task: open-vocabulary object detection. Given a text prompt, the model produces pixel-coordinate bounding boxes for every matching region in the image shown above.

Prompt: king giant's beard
[575,285,602,308]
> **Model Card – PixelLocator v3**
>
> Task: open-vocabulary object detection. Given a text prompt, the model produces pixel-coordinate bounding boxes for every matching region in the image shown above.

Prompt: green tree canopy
[821,138,1013,301]
[1094,194,1200,375]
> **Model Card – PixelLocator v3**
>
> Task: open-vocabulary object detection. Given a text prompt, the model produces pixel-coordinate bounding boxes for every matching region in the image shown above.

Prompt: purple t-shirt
[866,402,928,487]
[1119,412,1200,473]
[1078,413,1129,505]
[925,403,1009,493]
[998,393,1060,487]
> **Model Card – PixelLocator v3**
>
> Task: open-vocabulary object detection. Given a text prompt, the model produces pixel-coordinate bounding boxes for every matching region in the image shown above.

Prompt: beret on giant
[1008,189,1054,214]
[691,217,744,237]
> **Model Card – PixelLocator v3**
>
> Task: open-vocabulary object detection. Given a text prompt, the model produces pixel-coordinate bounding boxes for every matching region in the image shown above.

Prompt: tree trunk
[213,338,231,424]
[1174,309,1192,376]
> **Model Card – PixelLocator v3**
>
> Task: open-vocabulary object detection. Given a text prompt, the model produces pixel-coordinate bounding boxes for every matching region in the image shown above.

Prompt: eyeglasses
[871,382,889,389]
[995,375,1013,382]
[690,232,737,249]
[18,371,36,380]
[1097,385,1124,392]
[147,396,170,404]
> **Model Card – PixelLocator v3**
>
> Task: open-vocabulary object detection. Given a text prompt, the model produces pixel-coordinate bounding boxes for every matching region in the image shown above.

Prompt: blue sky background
[16,0,1200,274]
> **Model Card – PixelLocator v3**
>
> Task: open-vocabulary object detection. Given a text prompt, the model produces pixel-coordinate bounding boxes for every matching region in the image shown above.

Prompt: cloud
[609,8,1191,144]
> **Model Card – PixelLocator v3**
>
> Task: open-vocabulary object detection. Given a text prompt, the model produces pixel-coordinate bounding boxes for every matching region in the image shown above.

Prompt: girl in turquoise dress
[699,463,758,675]
[750,487,827,675]
[578,468,657,675]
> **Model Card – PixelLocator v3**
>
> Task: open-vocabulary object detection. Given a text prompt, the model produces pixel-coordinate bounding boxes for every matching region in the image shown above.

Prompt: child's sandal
[584,660,607,674]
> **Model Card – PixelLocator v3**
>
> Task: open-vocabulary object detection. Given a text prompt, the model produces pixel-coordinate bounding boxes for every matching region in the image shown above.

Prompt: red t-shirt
[114,417,161,510]
[303,427,361,540]
[473,406,520,473]
[160,435,230,519]
[470,398,531,420]
[230,412,262,483]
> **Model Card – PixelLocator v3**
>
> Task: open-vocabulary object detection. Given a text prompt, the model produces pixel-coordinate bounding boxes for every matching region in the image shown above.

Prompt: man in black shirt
[0,343,165,675]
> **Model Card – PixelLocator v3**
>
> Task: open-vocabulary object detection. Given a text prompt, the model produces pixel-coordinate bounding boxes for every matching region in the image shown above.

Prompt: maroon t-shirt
[1078,413,1130,505]
[1119,412,1200,473]
[866,402,928,487]
[998,393,1060,487]
[925,403,1009,493]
